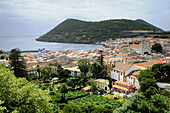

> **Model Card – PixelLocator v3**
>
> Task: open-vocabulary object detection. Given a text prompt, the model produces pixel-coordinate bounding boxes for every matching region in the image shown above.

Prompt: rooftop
[113,62,133,72]
[94,79,109,85]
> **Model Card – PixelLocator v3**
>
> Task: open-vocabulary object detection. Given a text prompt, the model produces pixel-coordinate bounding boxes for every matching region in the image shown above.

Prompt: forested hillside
[36,19,163,44]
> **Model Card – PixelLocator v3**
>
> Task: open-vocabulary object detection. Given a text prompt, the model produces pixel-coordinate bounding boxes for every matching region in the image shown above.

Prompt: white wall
[120,74,123,81]
[111,70,118,80]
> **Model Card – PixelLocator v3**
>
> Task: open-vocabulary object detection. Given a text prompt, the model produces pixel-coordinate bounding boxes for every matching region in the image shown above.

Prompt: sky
[0,0,170,36]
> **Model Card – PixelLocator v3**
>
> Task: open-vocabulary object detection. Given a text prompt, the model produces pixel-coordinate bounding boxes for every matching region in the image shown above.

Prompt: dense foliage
[113,93,169,113]
[0,65,53,112]
[151,43,162,52]
[9,48,27,78]
[77,59,90,74]
[51,90,89,102]
[152,63,170,82]
[70,95,122,111]
[90,62,107,79]
[36,19,162,44]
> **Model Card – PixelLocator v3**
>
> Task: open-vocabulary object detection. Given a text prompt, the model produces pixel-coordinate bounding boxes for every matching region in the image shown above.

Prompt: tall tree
[108,79,112,91]
[77,59,90,75]
[57,65,71,82]
[99,50,104,66]
[90,62,107,79]
[151,43,162,52]
[9,48,27,78]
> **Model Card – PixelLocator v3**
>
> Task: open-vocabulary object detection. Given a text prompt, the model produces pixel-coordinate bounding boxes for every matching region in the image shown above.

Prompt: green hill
[36,19,163,44]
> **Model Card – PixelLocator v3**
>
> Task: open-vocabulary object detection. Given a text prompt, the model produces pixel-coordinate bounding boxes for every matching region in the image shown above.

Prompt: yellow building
[94,79,110,91]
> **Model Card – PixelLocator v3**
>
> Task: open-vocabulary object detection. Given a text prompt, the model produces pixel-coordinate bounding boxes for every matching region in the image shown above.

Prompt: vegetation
[152,63,170,82]
[0,65,53,112]
[90,62,107,79]
[57,65,71,82]
[154,35,170,38]
[77,59,90,75]
[132,68,170,113]
[70,95,122,112]
[151,43,162,52]
[58,83,69,101]
[114,93,169,113]
[51,90,89,102]
[36,19,162,44]
[9,48,27,78]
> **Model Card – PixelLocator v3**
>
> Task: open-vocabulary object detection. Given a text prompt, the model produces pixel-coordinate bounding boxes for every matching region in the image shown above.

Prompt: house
[64,68,81,76]
[134,59,166,69]
[129,44,140,54]
[27,66,58,77]
[107,60,139,86]
[94,79,110,91]
[113,81,136,94]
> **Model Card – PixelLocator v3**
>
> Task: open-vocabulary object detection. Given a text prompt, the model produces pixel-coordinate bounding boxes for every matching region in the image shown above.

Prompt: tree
[57,66,71,82]
[99,50,104,66]
[77,59,90,75]
[79,74,88,87]
[59,83,68,101]
[9,48,27,78]
[144,86,158,98]
[39,66,52,82]
[140,78,158,93]
[108,79,112,91]
[90,62,107,79]
[16,83,53,113]
[0,65,53,112]
[154,35,160,38]
[150,94,169,113]
[0,55,4,59]
[0,100,6,112]
[152,63,170,81]
[151,43,162,52]
[114,93,150,113]
[161,90,170,98]
[91,84,97,93]
[137,69,154,82]
[129,42,133,44]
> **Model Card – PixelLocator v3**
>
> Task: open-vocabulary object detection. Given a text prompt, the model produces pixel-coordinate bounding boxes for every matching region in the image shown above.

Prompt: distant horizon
[0,18,168,37]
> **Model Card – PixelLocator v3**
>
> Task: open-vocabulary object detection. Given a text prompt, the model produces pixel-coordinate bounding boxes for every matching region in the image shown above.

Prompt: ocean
[0,35,102,51]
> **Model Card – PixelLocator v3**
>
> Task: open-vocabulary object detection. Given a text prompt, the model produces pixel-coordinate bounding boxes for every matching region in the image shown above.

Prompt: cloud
[0,0,170,35]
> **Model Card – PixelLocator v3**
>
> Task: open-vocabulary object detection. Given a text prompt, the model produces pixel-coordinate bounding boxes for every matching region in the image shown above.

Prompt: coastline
[35,39,103,45]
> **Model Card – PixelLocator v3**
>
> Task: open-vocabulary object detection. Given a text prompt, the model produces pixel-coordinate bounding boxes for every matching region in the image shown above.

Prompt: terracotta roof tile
[113,62,132,72]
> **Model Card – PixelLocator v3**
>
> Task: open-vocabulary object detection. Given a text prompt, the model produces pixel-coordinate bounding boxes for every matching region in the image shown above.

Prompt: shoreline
[35,39,103,45]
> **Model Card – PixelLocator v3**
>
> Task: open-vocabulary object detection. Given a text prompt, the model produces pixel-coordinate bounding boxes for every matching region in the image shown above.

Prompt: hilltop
[36,19,163,44]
